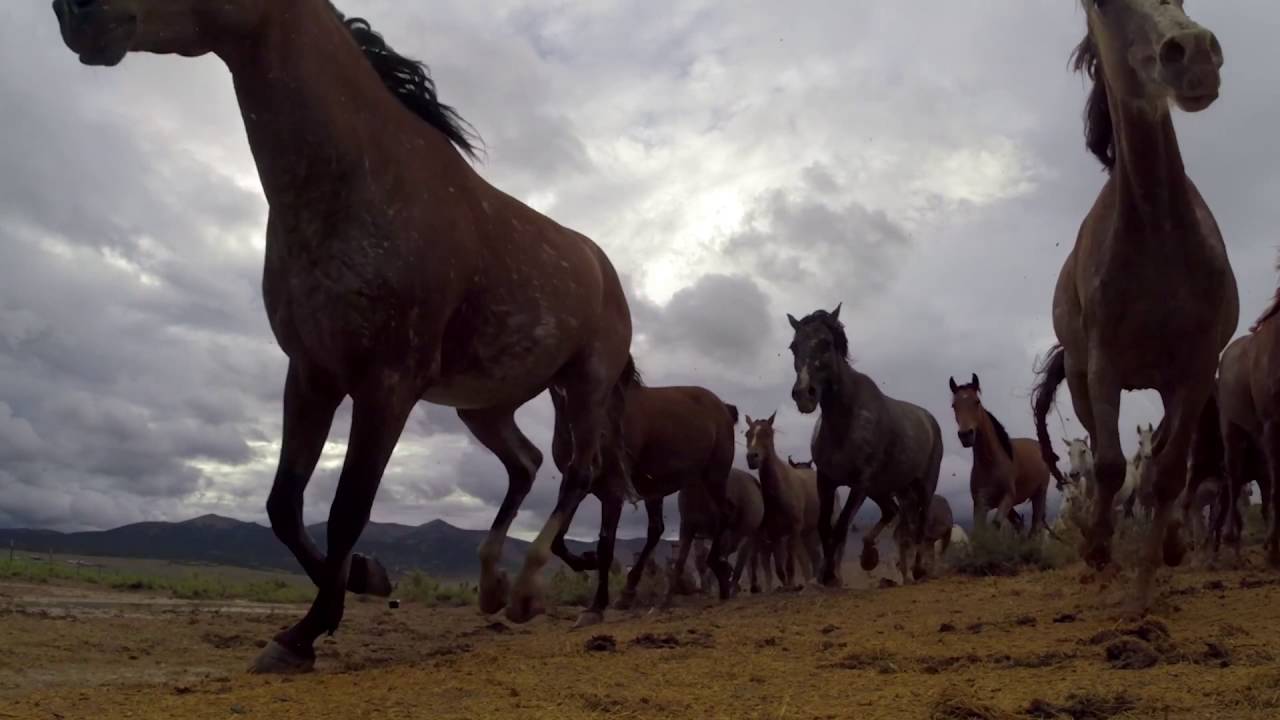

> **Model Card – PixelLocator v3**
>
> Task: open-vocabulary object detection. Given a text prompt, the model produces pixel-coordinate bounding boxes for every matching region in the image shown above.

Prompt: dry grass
[4,549,1280,720]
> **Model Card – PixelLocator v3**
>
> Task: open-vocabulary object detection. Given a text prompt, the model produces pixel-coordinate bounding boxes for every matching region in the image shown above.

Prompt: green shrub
[395,570,478,608]
[947,524,1077,577]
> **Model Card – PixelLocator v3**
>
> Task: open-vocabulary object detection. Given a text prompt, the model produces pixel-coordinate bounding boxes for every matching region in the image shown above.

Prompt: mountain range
[0,515,749,579]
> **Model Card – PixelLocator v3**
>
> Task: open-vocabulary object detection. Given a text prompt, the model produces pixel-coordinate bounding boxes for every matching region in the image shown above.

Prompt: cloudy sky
[3,1,1279,543]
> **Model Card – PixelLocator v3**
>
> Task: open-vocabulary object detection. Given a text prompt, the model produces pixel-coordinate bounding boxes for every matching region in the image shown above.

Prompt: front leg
[861,494,898,573]
[814,472,841,585]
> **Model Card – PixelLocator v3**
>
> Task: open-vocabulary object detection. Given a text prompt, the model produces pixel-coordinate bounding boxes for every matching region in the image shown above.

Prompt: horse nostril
[1160,37,1188,67]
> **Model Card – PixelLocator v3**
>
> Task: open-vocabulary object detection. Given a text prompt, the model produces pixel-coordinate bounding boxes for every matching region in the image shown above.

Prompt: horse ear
[1136,424,1141,434]
[830,303,842,320]
[745,415,753,426]
[971,373,980,391]
[787,314,800,330]
[949,376,958,394]
[767,412,776,425]
[1148,423,1154,432]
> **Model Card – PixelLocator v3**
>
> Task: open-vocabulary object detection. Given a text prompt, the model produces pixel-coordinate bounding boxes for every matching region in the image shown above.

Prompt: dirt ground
[3,559,1280,720]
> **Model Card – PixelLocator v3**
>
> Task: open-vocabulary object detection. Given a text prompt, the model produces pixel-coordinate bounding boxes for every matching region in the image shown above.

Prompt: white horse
[1057,437,1095,533]
[1122,424,1155,518]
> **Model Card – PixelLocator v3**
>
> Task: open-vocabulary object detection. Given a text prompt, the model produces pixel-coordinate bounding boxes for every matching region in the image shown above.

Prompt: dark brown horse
[787,306,944,587]
[949,375,1051,535]
[52,0,635,671]
[1213,292,1280,567]
[1032,0,1237,608]
[553,372,738,624]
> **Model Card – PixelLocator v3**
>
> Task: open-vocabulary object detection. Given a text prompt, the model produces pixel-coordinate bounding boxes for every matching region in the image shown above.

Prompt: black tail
[1031,345,1069,491]
[723,403,739,426]
[609,355,640,502]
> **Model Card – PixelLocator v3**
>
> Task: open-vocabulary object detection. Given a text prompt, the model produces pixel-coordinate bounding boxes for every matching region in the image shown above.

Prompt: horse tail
[723,403,740,426]
[609,354,641,503]
[1031,344,1069,491]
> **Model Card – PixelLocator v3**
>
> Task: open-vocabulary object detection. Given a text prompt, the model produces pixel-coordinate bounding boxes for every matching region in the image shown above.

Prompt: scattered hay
[1052,613,1079,624]
[584,634,616,652]
[930,688,1019,720]
[630,633,681,649]
[1025,691,1137,719]
[827,648,900,674]
[1104,637,1160,670]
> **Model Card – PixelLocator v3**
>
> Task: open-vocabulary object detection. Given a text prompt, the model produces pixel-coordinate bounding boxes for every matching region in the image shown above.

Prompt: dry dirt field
[3,559,1280,720]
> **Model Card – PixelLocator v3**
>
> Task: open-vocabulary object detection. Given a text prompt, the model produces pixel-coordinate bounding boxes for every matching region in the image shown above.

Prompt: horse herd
[48,0,1279,675]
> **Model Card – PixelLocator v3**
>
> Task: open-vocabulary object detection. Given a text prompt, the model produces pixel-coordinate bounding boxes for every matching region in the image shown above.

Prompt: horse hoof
[1163,529,1187,568]
[860,543,880,572]
[572,610,604,630]
[505,578,545,625]
[479,569,511,615]
[347,554,393,597]
[247,641,315,675]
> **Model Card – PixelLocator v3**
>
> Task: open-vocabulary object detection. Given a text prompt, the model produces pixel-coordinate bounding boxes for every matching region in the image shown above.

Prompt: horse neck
[220,2,462,206]
[818,362,870,420]
[756,447,789,499]
[1105,86,1195,231]
[971,413,1007,467]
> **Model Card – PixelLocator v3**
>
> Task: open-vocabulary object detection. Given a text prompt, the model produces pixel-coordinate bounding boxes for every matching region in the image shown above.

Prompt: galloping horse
[1214,289,1280,567]
[787,306,944,587]
[52,0,635,670]
[678,468,766,596]
[949,375,1051,535]
[1032,0,1237,607]
[553,371,739,623]
[744,414,822,590]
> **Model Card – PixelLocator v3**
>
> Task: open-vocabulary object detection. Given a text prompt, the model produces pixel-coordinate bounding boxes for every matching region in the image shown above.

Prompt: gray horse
[787,305,945,587]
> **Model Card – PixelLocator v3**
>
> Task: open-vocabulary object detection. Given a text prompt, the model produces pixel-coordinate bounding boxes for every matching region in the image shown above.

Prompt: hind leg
[508,361,621,624]
[861,494,898,574]
[617,497,664,610]
[1263,421,1280,568]
[459,405,543,615]
[1134,385,1208,609]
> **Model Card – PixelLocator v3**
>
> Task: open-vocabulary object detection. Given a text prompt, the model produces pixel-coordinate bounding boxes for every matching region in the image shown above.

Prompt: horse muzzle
[957,430,975,448]
[52,0,137,66]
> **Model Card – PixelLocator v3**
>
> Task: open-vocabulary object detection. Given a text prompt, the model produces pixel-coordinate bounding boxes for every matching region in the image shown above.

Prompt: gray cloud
[3,0,1279,550]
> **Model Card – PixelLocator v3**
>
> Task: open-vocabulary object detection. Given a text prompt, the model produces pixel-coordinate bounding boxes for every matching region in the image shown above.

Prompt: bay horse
[1213,302,1280,567]
[787,306,944,587]
[52,0,635,671]
[744,414,822,590]
[1031,0,1237,607]
[553,372,738,624]
[949,375,1051,536]
[677,467,766,596]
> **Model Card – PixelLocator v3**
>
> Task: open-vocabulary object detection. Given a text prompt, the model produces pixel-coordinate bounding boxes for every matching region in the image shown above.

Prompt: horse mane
[984,410,1015,460]
[1251,257,1280,332]
[620,355,644,388]
[1070,33,1115,172]
[797,310,849,359]
[330,3,481,159]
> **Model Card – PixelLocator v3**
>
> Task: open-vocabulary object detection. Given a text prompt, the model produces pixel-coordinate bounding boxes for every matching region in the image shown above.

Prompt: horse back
[623,385,735,485]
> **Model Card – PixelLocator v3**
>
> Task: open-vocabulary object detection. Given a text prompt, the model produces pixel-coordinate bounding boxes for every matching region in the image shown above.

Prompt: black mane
[985,409,1015,461]
[621,355,644,387]
[956,381,1015,460]
[331,4,481,159]
[797,310,849,360]
[1070,33,1114,172]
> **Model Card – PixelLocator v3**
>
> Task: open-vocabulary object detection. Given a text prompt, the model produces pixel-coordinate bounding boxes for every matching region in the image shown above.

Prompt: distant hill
[0,515,689,580]
[0,514,879,581]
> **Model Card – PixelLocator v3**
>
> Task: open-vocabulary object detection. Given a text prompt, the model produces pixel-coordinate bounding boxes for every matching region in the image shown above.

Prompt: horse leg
[252,379,416,674]
[861,495,898,573]
[731,535,752,596]
[1134,386,1207,609]
[263,364,343,591]
[815,473,839,585]
[617,497,663,610]
[458,405,543,615]
[662,519,697,608]
[576,496,623,629]
[804,530,822,587]
[821,486,863,587]
[1263,421,1280,568]
[508,373,614,624]
[1082,365,1125,573]
[1031,486,1048,539]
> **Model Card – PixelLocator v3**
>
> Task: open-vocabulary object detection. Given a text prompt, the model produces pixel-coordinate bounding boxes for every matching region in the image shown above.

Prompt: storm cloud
[3,1,1279,544]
